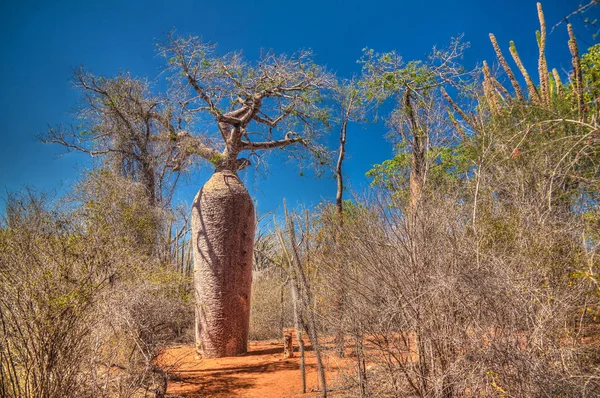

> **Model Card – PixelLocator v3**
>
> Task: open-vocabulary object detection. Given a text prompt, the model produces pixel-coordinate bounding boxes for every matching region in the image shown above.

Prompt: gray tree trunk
[191,170,255,357]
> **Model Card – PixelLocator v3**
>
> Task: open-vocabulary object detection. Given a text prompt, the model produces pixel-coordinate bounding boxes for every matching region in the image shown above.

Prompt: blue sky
[0,0,597,215]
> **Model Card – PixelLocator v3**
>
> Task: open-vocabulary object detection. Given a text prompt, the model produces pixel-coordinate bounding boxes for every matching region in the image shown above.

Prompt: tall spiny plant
[568,23,586,121]
[479,3,582,110]
[537,2,551,107]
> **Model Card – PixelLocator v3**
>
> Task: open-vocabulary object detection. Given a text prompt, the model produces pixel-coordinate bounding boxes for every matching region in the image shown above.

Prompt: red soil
[159,337,350,397]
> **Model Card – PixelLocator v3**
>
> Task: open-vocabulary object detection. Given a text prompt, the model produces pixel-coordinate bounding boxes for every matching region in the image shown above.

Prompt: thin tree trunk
[140,157,157,207]
[335,119,348,216]
[180,240,185,274]
[185,241,193,277]
[280,279,286,336]
[277,229,306,393]
[290,266,307,394]
[334,114,350,358]
[355,333,367,397]
[284,203,327,397]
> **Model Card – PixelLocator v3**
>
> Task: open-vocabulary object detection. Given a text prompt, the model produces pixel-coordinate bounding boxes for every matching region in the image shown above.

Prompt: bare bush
[250,268,293,341]
[0,183,193,398]
[90,267,192,397]
[307,183,599,397]
[249,217,294,341]
[0,191,116,397]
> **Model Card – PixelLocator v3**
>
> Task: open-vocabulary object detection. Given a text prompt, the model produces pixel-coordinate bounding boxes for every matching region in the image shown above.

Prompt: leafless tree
[279,202,328,397]
[43,70,180,208]
[329,77,373,357]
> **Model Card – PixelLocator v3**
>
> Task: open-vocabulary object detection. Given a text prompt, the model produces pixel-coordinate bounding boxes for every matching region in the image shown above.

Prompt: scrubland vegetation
[2,2,600,397]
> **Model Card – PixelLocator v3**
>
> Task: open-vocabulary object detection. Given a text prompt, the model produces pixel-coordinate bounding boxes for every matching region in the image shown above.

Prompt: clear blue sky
[0,0,596,215]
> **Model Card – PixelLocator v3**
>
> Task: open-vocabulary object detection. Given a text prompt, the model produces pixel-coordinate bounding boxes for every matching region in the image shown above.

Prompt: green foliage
[0,193,115,397]
[583,209,600,242]
[147,268,194,302]
[209,152,224,166]
[366,142,474,196]
[581,43,600,104]
[360,48,436,102]
[366,142,411,192]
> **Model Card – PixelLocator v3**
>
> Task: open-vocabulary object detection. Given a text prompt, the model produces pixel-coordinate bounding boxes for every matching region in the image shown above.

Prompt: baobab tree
[46,34,333,358]
[159,35,332,357]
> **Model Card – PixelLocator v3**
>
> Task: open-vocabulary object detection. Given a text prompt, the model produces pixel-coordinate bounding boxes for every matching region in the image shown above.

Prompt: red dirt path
[159,338,349,397]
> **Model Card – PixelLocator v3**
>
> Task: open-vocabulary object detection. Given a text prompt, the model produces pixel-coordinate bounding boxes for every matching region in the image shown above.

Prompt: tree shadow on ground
[240,346,283,356]
[169,358,315,397]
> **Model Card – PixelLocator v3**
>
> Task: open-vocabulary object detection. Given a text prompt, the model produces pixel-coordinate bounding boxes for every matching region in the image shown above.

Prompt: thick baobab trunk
[191,169,255,358]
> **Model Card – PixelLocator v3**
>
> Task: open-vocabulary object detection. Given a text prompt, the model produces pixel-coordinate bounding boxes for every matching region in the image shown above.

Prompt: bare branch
[241,134,304,151]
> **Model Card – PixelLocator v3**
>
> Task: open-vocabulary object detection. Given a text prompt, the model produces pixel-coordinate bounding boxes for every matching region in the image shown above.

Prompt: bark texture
[192,170,255,358]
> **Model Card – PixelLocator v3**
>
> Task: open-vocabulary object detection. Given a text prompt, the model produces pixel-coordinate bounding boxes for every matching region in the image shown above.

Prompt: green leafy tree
[361,37,472,212]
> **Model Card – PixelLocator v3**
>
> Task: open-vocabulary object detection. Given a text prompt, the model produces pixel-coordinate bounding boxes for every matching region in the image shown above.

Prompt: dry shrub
[310,188,600,397]
[250,222,294,341]
[90,267,192,397]
[250,268,293,341]
[0,187,193,398]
